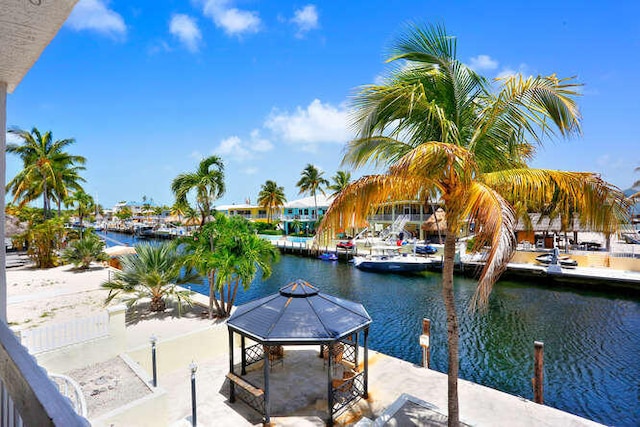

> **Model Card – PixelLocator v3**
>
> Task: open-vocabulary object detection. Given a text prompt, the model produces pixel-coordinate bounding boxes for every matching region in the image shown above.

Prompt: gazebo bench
[226,373,264,399]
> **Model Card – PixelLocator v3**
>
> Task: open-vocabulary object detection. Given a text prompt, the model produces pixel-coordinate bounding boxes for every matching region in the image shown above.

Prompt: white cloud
[242,167,258,175]
[496,63,529,79]
[6,132,22,145]
[189,150,204,160]
[265,99,351,151]
[291,5,319,37]
[215,136,252,161]
[202,0,261,36]
[249,129,273,152]
[170,14,202,52]
[469,54,498,71]
[67,0,126,38]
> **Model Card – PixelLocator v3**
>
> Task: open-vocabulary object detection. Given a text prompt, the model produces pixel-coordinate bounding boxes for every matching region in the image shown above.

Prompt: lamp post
[150,334,158,387]
[190,361,198,426]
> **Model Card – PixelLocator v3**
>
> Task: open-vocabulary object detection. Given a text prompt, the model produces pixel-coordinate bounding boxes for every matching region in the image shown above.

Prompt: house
[281,194,334,234]
[216,203,270,223]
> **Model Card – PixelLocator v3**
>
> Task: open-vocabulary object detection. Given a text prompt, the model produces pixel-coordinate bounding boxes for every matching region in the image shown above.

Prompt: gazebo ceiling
[0,0,78,93]
[227,279,372,344]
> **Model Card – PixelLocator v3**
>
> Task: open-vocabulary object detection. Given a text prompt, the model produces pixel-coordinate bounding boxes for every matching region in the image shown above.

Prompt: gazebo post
[364,327,369,399]
[354,332,359,370]
[327,342,334,427]
[263,345,271,424]
[228,328,235,403]
[241,335,247,375]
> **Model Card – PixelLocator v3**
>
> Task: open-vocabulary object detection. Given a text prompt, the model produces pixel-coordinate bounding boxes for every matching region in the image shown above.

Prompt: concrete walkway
[157,344,602,427]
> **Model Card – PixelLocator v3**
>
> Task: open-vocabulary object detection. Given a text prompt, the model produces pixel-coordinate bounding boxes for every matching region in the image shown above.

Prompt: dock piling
[532,341,544,404]
[420,318,430,368]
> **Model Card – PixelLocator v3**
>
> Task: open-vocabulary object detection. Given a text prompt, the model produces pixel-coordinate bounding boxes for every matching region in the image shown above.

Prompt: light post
[190,361,198,426]
[150,334,158,387]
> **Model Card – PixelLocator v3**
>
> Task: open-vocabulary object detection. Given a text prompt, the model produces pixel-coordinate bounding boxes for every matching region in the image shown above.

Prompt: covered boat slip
[226,279,372,425]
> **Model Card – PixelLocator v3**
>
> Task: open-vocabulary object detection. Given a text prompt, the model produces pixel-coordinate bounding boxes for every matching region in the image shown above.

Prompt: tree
[328,170,352,197]
[290,218,302,235]
[296,164,329,220]
[630,166,640,200]
[115,206,132,221]
[67,190,94,228]
[179,214,279,318]
[6,127,86,219]
[318,24,629,426]
[172,156,226,228]
[102,242,201,313]
[62,231,108,269]
[17,217,67,268]
[258,180,287,224]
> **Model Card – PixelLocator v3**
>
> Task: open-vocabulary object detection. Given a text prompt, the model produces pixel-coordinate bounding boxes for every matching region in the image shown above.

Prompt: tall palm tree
[296,164,329,220]
[67,190,94,228]
[171,156,225,227]
[318,24,629,426]
[102,242,201,313]
[257,180,287,224]
[6,127,86,219]
[328,170,352,197]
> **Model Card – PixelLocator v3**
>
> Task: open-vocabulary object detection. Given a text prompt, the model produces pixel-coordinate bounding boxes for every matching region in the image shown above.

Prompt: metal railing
[0,320,89,427]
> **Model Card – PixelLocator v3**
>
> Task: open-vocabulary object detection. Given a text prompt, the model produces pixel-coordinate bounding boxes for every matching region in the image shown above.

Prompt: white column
[0,81,6,322]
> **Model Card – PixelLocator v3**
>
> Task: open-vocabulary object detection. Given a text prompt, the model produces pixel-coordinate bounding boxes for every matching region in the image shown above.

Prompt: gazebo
[226,279,372,425]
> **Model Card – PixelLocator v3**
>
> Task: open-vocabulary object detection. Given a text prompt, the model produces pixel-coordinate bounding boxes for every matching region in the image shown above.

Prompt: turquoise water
[98,231,640,426]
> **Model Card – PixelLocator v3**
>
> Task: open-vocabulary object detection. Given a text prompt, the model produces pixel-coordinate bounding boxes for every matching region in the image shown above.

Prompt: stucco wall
[510,250,640,271]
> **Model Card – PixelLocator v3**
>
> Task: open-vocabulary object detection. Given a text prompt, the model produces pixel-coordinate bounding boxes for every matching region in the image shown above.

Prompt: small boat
[353,249,432,273]
[134,225,155,238]
[535,253,578,268]
[336,240,354,250]
[415,244,437,255]
[319,253,338,261]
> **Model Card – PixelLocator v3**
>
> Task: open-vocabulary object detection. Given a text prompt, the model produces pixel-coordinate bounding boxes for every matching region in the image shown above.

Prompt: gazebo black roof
[226,279,372,344]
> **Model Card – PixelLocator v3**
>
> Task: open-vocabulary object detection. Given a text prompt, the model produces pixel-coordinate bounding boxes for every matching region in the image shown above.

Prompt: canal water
[99,231,640,426]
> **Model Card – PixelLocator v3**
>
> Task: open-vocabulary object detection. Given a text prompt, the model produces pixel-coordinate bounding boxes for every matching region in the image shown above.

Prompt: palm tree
[258,180,287,224]
[296,164,329,220]
[318,24,629,426]
[171,156,225,228]
[179,214,279,318]
[328,170,352,197]
[6,127,86,219]
[630,166,640,200]
[67,190,94,228]
[62,231,108,269]
[102,242,201,313]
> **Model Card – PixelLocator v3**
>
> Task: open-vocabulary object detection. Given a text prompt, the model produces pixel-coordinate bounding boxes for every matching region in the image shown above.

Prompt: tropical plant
[318,24,629,426]
[328,170,352,196]
[258,180,287,224]
[172,156,226,227]
[6,127,86,219]
[61,231,108,269]
[17,217,67,268]
[179,214,279,318]
[630,166,640,200]
[296,164,329,220]
[290,218,302,235]
[66,190,94,228]
[115,206,132,221]
[102,242,201,313]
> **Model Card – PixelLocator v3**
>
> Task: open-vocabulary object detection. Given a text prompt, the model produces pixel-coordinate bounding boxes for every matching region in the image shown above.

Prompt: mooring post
[532,341,544,404]
[420,319,430,368]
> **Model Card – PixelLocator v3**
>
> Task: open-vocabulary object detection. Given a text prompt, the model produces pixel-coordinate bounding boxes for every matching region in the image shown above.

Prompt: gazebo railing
[332,370,365,418]
[340,338,357,366]
[244,343,265,367]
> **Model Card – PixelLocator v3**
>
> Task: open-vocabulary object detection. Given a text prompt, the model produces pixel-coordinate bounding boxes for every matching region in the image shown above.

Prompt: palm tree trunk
[227,277,240,315]
[208,271,223,319]
[443,228,460,426]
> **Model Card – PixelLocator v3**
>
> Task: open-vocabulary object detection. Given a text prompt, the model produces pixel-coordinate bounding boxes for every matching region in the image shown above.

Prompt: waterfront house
[216,203,270,223]
[282,194,334,234]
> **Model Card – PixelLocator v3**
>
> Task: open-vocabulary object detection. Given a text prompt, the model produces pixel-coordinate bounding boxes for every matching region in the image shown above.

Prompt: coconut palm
[171,156,225,227]
[328,170,352,197]
[102,242,201,313]
[6,127,86,219]
[296,164,329,220]
[179,214,279,318]
[62,231,108,269]
[67,190,94,228]
[258,180,287,224]
[318,24,629,426]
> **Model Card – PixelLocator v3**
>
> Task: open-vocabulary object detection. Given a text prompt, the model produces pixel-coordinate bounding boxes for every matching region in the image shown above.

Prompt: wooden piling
[420,318,430,368]
[532,341,544,404]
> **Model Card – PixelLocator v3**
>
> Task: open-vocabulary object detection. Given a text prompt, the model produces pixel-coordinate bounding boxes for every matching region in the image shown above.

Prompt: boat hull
[353,256,429,273]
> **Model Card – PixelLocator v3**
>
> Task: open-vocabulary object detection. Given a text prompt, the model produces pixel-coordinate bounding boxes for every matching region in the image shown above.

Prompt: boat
[134,225,155,238]
[535,253,578,268]
[336,240,355,250]
[319,253,338,261]
[415,244,437,255]
[353,249,432,273]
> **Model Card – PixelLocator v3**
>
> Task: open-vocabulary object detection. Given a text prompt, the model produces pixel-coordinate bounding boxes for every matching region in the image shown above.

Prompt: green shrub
[62,232,108,269]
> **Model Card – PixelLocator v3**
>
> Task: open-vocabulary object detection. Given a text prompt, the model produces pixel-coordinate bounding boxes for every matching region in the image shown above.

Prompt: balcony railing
[0,320,89,426]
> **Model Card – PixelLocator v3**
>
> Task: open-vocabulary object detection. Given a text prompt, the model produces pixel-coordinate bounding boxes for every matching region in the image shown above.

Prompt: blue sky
[6,0,640,209]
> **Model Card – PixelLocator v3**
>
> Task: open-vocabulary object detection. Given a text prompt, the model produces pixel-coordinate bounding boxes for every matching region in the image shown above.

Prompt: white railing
[1,379,24,427]
[49,374,87,418]
[20,311,109,355]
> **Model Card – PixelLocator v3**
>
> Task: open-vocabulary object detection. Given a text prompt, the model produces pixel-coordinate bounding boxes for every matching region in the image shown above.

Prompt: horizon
[5,1,640,209]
